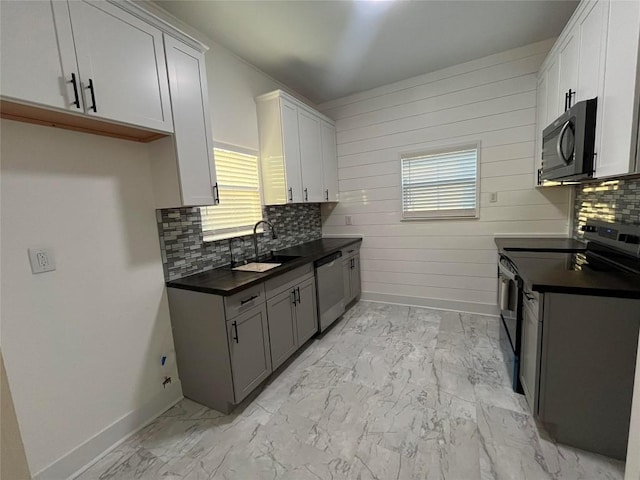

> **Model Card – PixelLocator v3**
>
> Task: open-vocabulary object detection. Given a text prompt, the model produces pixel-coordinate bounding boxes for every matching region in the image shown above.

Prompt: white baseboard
[33,380,183,480]
[360,292,499,316]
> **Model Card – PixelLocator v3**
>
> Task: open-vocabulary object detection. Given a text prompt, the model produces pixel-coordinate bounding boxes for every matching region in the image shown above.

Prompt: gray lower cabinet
[266,289,298,370]
[265,265,318,369]
[167,262,319,414]
[342,246,361,305]
[226,304,272,403]
[295,276,317,345]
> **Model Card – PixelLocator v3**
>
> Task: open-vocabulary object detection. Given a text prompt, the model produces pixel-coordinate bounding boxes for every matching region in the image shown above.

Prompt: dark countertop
[503,251,640,299]
[167,237,362,296]
[495,237,587,252]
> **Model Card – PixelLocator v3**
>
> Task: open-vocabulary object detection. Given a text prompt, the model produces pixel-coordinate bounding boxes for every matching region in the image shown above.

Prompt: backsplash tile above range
[156,203,322,281]
[573,177,640,238]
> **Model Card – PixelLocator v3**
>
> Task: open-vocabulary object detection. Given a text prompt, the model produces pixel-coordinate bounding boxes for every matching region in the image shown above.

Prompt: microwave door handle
[556,121,572,164]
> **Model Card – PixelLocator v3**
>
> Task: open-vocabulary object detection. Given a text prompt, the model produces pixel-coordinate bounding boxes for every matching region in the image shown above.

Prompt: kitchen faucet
[253,220,277,261]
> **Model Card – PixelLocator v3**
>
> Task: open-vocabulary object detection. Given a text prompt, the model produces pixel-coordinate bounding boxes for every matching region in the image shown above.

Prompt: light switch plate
[28,248,56,274]
[345,215,353,225]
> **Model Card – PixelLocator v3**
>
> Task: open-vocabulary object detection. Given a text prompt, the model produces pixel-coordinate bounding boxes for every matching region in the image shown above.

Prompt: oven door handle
[556,120,572,164]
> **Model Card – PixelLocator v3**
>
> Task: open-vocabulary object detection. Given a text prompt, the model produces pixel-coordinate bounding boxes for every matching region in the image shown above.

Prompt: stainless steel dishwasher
[315,251,345,332]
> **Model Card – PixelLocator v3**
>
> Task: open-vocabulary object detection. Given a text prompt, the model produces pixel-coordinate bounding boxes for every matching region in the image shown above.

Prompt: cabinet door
[68,0,172,132]
[280,98,303,203]
[576,0,607,103]
[0,1,81,112]
[298,109,325,203]
[321,121,339,202]
[295,277,318,345]
[545,58,561,122]
[557,32,579,111]
[520,303,540,414]
[534,74,547,186]
[349,255,361,301]
[164,36,216,206]
[597,0,640,178]
[266,289,298,370]
[227,304,272,403]
[343,258,352,304]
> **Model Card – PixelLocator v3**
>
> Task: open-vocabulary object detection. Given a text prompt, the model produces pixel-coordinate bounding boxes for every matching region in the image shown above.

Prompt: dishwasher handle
[315,251,342,268]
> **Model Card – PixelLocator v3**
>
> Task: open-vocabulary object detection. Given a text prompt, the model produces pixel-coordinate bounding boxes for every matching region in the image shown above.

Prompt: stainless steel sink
[232,262,281,273]
[231,255,300,273]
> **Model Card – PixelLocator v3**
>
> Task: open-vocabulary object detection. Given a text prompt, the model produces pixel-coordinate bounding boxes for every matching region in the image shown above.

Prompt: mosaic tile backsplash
[156,203,322,281]
[573,177,640,238]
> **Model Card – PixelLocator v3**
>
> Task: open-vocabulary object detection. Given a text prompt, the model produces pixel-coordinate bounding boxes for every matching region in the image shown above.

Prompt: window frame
[201,142,264,242]
[399,142,481,221]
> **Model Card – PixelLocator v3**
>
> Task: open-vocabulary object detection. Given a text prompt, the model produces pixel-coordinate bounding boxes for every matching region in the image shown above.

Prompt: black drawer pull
[232,321,239,343]
[87,78,97,112]
[288,187,293,202]
[70,73,80,108]
[240,294,258,305]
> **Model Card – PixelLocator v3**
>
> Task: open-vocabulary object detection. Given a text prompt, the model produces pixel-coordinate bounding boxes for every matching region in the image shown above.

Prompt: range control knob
[581,225,598,232]
[620,234,640,244]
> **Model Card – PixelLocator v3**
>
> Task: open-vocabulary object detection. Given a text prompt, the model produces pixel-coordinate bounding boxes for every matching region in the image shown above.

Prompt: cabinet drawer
[341,244,360,259]
[265,263,313,299]
[224,284,265,320]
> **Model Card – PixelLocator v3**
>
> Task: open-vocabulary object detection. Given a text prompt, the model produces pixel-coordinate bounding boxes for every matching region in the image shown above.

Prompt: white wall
[0,18,298,477]
[0,120,181,477]
[319,39,572,315]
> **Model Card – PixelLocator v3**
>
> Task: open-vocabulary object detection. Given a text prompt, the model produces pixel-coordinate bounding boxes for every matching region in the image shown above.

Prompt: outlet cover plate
[28,248,56,274]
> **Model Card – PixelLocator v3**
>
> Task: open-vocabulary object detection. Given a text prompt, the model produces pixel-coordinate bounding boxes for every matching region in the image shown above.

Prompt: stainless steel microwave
[541,98,597,182]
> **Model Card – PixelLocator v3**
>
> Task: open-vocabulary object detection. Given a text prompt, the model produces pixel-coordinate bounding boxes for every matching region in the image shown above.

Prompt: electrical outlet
[28,248,56,274]
[490,192,498,203]
[345,215,353,225]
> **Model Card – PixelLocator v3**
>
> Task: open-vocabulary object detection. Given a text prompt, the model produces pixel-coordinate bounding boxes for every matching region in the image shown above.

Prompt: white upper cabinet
[0,1,80,112]
[597,0,640,178]
[535,0,640,181]
[281,98,303,203]
[256,90,338,205]
[298,109,325,203]
[0,0,172,135]
[321,121,339,202]
[557,32,579,111]
[149,36,217,208]
[68,1,172,132]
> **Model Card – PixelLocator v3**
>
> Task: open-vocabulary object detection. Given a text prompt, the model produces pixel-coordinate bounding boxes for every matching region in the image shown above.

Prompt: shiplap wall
[319,39,572,315]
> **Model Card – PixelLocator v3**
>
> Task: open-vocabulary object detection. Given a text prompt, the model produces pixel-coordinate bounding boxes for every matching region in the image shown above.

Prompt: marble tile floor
[75,301,625,480]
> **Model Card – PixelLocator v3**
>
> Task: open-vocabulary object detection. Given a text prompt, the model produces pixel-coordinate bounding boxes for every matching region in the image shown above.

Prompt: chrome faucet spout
[253,220,277,261]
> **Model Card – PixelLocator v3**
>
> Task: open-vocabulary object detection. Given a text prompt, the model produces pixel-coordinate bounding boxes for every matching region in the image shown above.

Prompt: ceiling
[154,0,578,104]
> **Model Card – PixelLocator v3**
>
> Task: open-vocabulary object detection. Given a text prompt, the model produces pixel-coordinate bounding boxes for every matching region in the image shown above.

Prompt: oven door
[497,259,519,351]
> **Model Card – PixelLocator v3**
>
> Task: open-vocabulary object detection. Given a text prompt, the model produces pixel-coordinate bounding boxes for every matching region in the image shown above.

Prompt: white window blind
[401,145,479,219]
[201,148,263,241]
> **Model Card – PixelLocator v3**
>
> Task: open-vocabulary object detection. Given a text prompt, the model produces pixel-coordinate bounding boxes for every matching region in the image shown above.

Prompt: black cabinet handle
[350,258,354,269]
[288,187,293,202]
[232,321,239,343]
[240,294,258,305]
[87,78,97,112]
[537,168,542,185]
[291,290,297,305]
[70,73,80,109]
[213,182,220,204]
[564,91,569,112]
[304,188,308,201]
[325,189,329,201]
[296,287,301,304]
[568,89,575,109]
